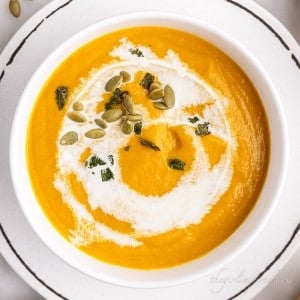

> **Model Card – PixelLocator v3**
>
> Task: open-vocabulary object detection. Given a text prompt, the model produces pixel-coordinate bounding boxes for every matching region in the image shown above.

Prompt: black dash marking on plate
[45,0,74,19]
[291,54,300,70]
[228,222,300,300]
[6,19,45,66]
[0,222,69,300]
[226,0,290,51]
[5,0,75,67]
[0,70,4,82]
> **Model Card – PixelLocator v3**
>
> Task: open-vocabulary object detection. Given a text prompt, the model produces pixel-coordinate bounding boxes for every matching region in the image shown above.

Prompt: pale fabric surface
[0,0,299,299]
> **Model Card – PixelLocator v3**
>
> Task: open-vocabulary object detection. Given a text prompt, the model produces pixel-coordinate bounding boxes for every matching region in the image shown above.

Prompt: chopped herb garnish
[195,122,211,136]
[86,155,106,168]
[188,116,200,124]
[134,122,142,135]
[124,145,131,151]
[129,47,144,57]
[105,88,129,110]
[55,86,68,110]
[108,154,114,166]
[140,73,155,90]
[168,159,186,170]
[139,137,160,151]
[101,168,114,182]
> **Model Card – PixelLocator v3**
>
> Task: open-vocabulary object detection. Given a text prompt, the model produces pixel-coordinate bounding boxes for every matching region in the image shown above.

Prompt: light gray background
[0,0,299,299]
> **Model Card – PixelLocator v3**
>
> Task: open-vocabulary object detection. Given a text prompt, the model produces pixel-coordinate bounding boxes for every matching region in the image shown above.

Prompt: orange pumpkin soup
[27,26,269,269]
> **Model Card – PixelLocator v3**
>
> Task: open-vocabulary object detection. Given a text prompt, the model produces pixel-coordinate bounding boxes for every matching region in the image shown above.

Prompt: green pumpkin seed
[102,108,123,122]
[60,131,78,145]
[72,101,84,111]
[85,128,106,139]
[67,111,86,122]
[105,75,122,92]
[150,82,161,92]
[126,114,143,122]
[120,71,131,82]
[122,121,133,135]
[123,94,134,114]
[149,88,164,100]
[153,102,168,110]
[95,118,107,129]
[163,85,175,108]
[9,0,21,18]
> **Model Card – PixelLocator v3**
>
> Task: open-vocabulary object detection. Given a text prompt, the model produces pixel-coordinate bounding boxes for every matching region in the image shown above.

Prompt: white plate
[0,0,299,299]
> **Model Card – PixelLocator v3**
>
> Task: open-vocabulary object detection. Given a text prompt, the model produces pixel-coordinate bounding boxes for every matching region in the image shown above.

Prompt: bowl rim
[9,11,289,288]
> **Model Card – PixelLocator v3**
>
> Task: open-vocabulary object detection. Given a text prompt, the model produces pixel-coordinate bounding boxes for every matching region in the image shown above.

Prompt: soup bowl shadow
[10,11,288,288]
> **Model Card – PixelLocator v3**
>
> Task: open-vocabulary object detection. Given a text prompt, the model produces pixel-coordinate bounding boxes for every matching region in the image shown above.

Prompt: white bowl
[10,12,288,288]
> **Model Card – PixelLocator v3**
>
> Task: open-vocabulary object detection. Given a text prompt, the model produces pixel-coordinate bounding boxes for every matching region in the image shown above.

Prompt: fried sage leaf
[139,137,160,151]
[195,122,211,136]
[168,159,186,170]
[134,122,142,135]
[101,168,114,182]
[86,155,106,168]
[55,86,68,110]
[188,116,199,124]
[129,47,144,57]
[140,73,155,90]
[108,154,114,166]
[105,88,128,110]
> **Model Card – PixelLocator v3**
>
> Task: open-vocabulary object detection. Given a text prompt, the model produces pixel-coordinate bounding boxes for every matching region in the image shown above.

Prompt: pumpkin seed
[126,114,143,122]
[150,82,161,92]
[123,94,134,114]
[163,85,175,108]
[9,0,21,18]
[60,131,78,145]
[102,108,123,122]
[67,111,86,122]
[105,75,122,92]
[153,102,168,110]
[85,128,106,139]
[72,101,84,111]
[95,118,107,129]
[149,88,164,100]
[122,121,133,135]
[120,71,131,82]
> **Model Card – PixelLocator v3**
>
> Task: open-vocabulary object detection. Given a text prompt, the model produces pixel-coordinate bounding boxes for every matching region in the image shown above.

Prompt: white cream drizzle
[54,38,236,247]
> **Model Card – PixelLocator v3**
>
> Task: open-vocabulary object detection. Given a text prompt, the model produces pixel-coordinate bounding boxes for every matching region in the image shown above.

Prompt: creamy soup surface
[27,26,269,269]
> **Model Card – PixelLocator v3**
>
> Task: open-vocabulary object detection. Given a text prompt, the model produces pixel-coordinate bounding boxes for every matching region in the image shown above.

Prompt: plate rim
[0,0,299,299]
